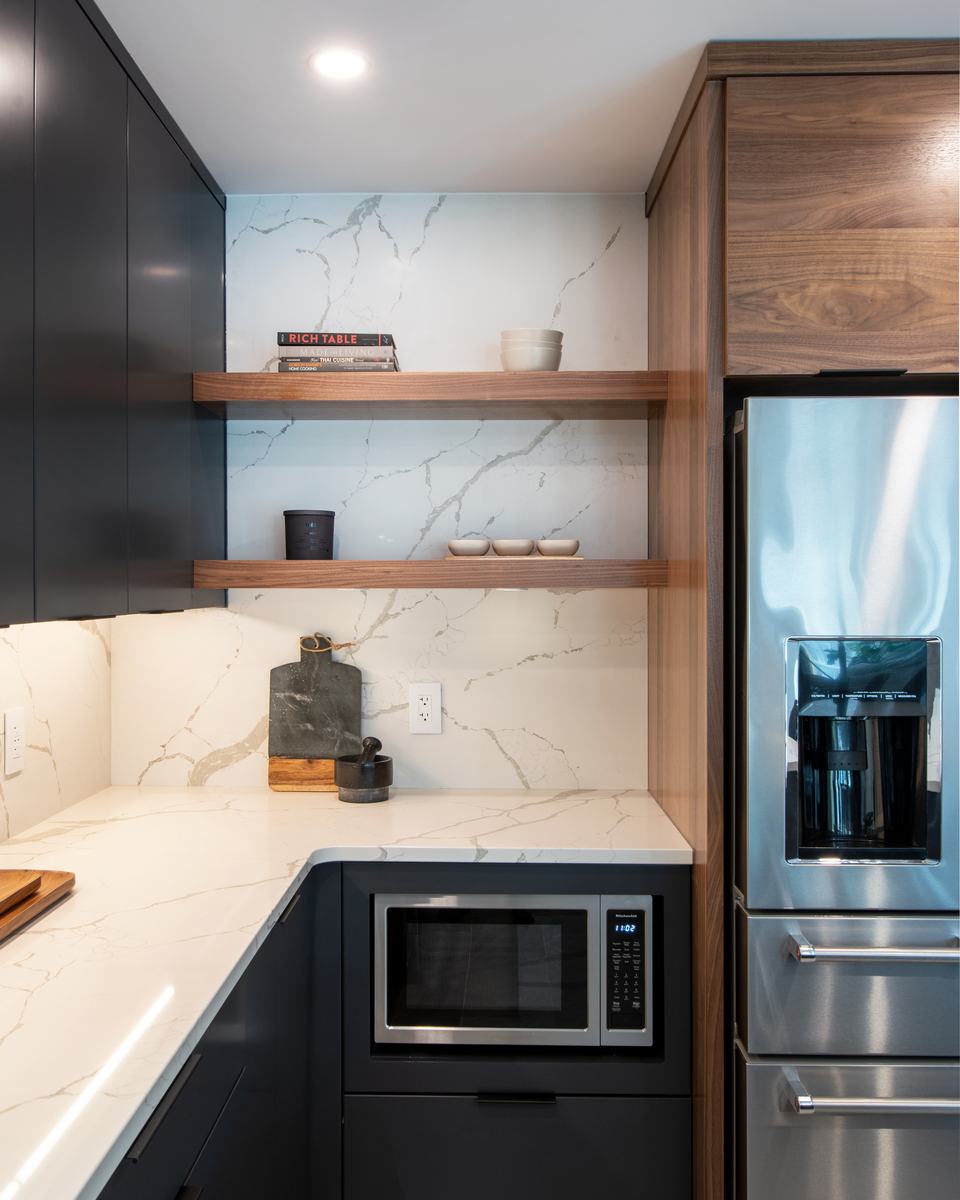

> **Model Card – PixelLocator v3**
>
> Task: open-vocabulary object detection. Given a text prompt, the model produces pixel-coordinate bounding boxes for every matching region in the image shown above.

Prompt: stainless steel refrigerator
[728,393,960,1198]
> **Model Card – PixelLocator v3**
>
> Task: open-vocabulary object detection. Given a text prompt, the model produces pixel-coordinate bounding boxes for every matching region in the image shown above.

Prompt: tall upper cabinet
[645,38,959,1200]
[0,0,226,626]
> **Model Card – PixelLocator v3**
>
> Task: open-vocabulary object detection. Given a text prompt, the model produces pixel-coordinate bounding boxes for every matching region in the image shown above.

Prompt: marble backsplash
[228,418,647,561]
[111,588,646,791]
[225,192,646,372]
[111,192,650,794]
[0,621,112,840]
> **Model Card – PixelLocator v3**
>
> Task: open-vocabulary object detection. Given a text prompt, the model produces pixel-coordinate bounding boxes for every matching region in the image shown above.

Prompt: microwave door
[374,894,601,1047]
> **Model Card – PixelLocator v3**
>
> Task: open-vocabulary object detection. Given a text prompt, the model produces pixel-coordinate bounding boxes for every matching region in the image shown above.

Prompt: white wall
[0,621,112,840]
[111,192,651,791]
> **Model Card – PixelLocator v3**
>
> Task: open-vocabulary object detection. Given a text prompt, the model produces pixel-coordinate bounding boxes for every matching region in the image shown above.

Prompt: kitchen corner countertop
[0,785,691,1200]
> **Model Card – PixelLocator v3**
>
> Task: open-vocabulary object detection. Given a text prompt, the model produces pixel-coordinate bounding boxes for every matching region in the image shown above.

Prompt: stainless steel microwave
[374,893,654,1047]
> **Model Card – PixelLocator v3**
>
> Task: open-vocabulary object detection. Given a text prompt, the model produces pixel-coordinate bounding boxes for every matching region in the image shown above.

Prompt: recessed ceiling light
[309,50,369,79]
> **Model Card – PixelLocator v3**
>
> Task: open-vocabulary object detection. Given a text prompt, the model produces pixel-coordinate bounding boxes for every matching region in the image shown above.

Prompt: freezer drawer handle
[783,1071,960,1116]
[786,934,960,964]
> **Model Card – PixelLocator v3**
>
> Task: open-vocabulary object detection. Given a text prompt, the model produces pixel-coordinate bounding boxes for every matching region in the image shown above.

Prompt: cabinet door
[127,84,194,614]
[34,0,128,620]
[189,169,227,609]
[97,874,316,1200]
[726,74,960,375]
[0,0,35,625]
[344,1095,691,1200]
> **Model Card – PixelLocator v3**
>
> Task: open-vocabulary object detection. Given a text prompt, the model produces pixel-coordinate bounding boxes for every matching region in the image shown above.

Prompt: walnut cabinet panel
[726,74,960,374]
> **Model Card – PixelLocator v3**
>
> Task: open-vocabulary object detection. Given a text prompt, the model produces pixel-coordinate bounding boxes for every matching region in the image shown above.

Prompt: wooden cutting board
[0,870,75,945]
[0,869,42,915]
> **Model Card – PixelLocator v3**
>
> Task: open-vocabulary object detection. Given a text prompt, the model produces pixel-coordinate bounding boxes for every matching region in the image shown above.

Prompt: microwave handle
[782,1071,960,1116]
[786,934,960,964]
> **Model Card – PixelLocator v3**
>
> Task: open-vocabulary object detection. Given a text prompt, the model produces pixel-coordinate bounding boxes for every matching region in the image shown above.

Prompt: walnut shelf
[192,370,667,420]
[193,559,668,590]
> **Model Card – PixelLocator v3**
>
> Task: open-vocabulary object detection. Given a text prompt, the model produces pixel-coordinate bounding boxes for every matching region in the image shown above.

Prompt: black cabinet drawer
[97,1050,243,1200]
[344,1094,691,1200]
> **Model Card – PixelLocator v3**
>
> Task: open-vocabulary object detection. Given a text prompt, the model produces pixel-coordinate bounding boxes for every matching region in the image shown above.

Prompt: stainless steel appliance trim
[784,636,943,866]
[786,933,960,964]
[782,1069,960,1116]
[737,1048,960,1199]
[373,893,602,1046]
[599,894,654,1048]
[736,394,959,911]
[737,908,960,1057]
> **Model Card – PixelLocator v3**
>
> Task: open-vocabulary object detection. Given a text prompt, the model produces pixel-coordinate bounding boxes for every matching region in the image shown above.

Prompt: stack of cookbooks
[277,332,399,372]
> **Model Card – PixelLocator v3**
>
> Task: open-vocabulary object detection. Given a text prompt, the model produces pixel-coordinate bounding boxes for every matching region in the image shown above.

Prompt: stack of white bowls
[500,328,562,372]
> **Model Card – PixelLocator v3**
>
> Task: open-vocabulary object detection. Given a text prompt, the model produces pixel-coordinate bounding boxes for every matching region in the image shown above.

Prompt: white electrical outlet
[4,707,25,775]
[409,682,442,734]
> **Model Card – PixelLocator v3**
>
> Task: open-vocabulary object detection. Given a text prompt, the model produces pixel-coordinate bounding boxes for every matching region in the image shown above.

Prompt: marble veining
[225,193,646,373]
[227,417,647,561]
[112,587,647,792]
[0,621,112,841]
[0,784,690,1200]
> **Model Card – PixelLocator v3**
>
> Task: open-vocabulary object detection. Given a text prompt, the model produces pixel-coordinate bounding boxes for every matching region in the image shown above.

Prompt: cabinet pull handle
[786,934,960,964]
[175,1189,203,1200]
[477,1092,556,1105]
[279,892,301,924]
[126,1054,203,1162]
[782,1071,959,1116]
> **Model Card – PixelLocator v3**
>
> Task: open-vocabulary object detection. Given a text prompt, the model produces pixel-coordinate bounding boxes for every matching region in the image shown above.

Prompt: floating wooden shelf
[192,371,667,420]
[193,559,668,590]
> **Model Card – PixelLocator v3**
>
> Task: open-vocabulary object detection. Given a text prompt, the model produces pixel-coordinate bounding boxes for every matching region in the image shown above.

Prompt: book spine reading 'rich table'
[278,332,396,347]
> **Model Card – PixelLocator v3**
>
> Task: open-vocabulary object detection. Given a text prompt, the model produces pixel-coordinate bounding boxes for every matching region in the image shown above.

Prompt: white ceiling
[96,0,958,195]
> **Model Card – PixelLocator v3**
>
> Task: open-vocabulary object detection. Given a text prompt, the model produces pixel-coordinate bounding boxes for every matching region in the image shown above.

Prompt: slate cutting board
[268,634,362,791]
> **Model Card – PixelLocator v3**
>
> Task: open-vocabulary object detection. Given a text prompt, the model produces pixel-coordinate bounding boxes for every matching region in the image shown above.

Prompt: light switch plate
[4,707,25,774]
[409,682,442,734]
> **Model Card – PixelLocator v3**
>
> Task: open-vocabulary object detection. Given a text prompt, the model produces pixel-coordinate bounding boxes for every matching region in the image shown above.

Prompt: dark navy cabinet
[0,0,41,625]
[34,0,129,622]
[98,871,318,1200]
[0,0,225,626]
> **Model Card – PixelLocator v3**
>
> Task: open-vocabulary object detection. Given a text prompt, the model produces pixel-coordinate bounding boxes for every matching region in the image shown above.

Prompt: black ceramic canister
[284,510,335,560]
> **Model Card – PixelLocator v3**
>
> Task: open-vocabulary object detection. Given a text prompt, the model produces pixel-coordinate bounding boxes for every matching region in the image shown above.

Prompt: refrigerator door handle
[781,1071,960,1116]
[785,934,960,964]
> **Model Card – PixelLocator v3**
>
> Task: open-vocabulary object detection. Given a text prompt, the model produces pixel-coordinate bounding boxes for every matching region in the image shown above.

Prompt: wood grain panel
[647,83,726,1200]
[268,758,337,792]
[0,871,75,944]
[726,75,960,375]
[194,559,668,590]
[646,39,959,214]
[192,371,667,421]
[0,870,42,915]
[727,76,960,232]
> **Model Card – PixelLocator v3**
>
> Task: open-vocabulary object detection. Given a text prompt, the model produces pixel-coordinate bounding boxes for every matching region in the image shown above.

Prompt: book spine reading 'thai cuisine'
[278,332,396,347]
[279,356,395,365]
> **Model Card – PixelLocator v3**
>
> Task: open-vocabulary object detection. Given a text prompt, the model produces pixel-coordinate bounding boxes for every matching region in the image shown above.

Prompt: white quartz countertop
[0,784,690,1200]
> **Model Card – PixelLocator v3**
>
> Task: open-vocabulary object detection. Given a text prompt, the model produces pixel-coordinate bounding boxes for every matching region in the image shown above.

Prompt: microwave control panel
[601,895,653,1047]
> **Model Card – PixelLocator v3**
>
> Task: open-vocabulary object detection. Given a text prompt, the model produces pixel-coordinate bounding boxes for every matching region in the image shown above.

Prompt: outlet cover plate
[4,707,25,774]
[409,682,442,734]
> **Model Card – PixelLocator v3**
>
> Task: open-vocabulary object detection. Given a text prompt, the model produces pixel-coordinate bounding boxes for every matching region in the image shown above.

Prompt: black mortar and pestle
[335,737,393,803]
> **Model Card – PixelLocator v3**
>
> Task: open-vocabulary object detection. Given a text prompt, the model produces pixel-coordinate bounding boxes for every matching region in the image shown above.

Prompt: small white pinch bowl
[537,539,580,556]
[501,346,562,372]
[448,538,490,556]
[492,539,535,556]
[501,328,563,344]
